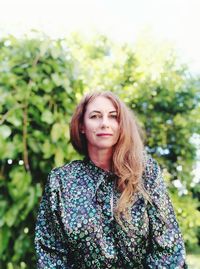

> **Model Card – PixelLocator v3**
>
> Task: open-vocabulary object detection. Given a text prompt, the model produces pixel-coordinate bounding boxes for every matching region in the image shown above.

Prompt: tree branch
[0,104,25,125]
[22,103,30,171]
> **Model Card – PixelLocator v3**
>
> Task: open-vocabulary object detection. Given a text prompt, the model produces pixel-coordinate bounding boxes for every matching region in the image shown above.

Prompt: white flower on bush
[172,179,188,196]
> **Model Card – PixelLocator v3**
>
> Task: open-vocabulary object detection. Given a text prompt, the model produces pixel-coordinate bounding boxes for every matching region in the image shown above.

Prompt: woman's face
[82,96,120,153]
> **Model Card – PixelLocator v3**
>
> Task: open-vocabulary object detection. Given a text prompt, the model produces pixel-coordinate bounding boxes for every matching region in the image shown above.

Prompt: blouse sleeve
[35,169,71,269]
[144,157,188,269]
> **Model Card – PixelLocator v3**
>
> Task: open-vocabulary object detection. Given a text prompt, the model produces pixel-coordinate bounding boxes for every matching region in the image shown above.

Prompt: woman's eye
[90,115,100,119]
[110,114,117,119]
[90,114,117,119]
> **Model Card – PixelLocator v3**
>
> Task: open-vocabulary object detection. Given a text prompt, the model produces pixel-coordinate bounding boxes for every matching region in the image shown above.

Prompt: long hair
[70,91,148,225]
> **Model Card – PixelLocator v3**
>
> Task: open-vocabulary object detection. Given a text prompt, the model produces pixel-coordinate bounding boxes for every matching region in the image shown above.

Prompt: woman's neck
[88,148,113,171]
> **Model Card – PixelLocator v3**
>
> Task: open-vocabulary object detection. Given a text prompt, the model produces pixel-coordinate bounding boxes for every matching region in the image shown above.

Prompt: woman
[35,91,187,268]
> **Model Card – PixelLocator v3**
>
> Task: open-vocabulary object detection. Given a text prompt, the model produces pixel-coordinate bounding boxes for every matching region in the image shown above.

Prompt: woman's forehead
[86,96,117,112]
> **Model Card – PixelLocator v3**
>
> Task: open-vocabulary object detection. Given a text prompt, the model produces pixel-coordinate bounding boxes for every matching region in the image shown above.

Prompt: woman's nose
[100,116,109,127]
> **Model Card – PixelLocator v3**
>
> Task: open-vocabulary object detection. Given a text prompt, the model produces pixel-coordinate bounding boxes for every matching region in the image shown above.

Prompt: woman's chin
[96,143,115,150]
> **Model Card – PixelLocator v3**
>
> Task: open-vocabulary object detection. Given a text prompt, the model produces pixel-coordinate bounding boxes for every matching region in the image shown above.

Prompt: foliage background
[0,32,200,268]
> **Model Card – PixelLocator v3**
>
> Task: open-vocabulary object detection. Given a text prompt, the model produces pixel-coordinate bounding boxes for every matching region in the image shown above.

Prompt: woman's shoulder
[60,159,85,172]
[46,159,85,189]
[50,159,84,175]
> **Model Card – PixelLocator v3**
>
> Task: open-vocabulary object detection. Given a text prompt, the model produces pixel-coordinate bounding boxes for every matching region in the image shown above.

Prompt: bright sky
[0,0,200,74]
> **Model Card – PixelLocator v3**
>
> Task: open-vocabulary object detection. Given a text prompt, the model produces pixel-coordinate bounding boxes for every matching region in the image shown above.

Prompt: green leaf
[0,200,8,221]
[41,110,54,124]
[8,167,31,200]
[51,73,62,86]
[20,186,36,220]
[54,147,64,166]
[51,123,62,142]
[0,225,11,256]
[4,203,24,227]
[42,139,54,158]
[13,232,31,262]
[0,125,12,139]
[6,109,22,127]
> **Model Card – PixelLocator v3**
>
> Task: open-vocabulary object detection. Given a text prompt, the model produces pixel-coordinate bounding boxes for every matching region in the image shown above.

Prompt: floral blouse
[35,156,187,268]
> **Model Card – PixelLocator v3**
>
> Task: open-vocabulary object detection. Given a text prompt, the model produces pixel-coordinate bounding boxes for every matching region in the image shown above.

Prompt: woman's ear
[80,124,85,134]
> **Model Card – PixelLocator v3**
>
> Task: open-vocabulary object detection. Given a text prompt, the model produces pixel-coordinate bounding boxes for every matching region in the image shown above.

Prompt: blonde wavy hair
[70,91,148,225]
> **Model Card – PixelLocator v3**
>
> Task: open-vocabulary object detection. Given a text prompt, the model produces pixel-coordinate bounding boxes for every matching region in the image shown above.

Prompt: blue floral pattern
[35,156,187,268]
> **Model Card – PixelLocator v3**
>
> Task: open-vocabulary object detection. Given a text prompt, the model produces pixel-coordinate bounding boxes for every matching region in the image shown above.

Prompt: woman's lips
[96,133,113,136]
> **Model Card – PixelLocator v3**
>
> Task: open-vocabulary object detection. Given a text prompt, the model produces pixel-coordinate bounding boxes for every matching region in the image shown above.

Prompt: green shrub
[0,32,199,268]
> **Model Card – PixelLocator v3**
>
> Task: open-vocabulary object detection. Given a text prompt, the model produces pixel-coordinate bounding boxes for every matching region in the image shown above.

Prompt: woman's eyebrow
[89,110,101,114]
[89,110,117,115]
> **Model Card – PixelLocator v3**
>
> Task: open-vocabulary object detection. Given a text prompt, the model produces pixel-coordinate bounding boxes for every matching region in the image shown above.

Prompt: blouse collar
[83,156,117,181]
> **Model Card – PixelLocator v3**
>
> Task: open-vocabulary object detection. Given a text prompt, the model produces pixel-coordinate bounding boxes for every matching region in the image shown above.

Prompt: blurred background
[0,0,200,268]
